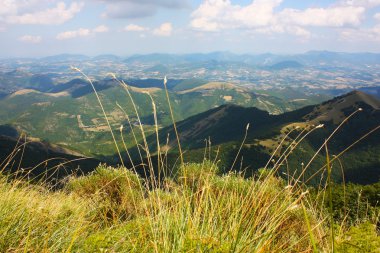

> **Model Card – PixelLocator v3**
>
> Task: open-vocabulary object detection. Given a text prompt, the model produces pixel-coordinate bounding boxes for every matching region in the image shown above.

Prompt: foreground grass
[0,162,377,252]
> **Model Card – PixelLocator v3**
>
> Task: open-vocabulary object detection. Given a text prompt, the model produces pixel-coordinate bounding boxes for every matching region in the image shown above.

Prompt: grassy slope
[1,163,378,252]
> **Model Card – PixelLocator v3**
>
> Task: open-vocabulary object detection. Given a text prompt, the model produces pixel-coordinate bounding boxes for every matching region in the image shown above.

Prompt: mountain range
[3,50,380,68]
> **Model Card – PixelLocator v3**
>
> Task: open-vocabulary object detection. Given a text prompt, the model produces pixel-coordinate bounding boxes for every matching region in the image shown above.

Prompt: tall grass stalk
[230,123,249,170]
[111,74,156,183]
[163,76,184,165]
[299,108,362,182]
[325,141,335,252]
[71,67,124,167]
[305,123,380,184]
[116,102,144,164]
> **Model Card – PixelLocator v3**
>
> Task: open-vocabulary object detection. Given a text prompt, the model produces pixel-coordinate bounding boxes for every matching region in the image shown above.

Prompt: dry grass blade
[163,76,184,166]
[71,67,124,167]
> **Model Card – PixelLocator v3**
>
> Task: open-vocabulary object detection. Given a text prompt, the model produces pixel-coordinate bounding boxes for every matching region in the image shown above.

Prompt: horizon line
[2,50,380,60]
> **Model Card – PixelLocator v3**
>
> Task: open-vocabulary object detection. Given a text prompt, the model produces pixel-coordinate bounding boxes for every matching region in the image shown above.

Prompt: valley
[0,52,379,185]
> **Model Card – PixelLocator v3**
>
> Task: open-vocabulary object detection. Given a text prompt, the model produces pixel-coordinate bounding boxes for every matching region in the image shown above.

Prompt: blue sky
[1,0,380,57]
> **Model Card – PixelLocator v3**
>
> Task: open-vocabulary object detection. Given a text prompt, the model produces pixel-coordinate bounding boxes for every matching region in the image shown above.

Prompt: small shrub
[66,164,144,224]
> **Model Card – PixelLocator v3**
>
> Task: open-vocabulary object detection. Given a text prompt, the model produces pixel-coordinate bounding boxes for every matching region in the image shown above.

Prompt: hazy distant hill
[123,51,380,67]
[92,54,122,61]
[40,54,90,62]
[267,61,303,70]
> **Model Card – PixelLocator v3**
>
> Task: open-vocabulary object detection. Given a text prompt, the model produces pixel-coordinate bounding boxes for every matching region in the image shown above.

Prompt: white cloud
[0,0,17,17]
[341,0,380,8]
[56,25,109,40]
[93,25,109,33]
[125,24,148,32]
[253,25,311,40]
[279,6,365,27]
[0,0,53,17]
[191,0,281,32]
[374,12,380,21]
[190,0,367,40]
[341,25,380,41]
[6,2,83,25]
[56,28,91,40]
[153,22,173,36]
[19,35,42,43]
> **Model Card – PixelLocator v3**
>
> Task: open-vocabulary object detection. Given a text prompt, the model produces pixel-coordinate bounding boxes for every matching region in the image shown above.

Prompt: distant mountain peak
[305,90,380,124]
[268,60,303,70]
[335,90,380,110]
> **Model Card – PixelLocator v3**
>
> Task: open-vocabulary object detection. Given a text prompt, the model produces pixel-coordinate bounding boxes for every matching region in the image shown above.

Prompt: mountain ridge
[143,90,380,184]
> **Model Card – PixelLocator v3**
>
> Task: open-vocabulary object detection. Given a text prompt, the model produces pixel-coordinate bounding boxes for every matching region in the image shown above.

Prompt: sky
[1,0,380,57]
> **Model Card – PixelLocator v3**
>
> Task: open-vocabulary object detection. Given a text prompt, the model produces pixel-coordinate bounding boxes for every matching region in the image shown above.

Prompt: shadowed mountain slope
[143,91,380,184]
[0,127,101,181]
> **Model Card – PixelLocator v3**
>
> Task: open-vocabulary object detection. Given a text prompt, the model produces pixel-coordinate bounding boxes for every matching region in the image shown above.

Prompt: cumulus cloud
[6,2,83,25]
[0,1,17,17]
[191,0,281,32]
[279,6,365,27]
[254,25,312,39]
[338,3,380,42]
[190,0,370,39]
[124,24,148,32]
[340,25,380,41]
[341,0,380,8]
[19,35,42,43]
[56,25,109,40]
[153,22,173,36]
[374,12,380,21]
[0,0,47,18]
[93,25,109,33]
[56,28,91,40]
[100,0,189,19]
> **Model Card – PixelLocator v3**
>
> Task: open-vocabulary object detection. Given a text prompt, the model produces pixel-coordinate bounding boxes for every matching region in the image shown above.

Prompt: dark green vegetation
[150,91,380,185]
[321,181,380,224]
